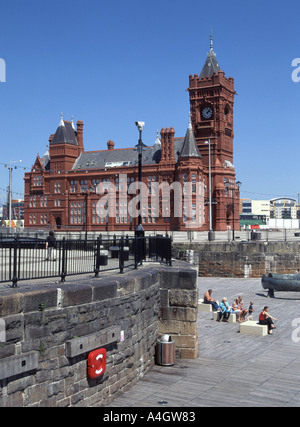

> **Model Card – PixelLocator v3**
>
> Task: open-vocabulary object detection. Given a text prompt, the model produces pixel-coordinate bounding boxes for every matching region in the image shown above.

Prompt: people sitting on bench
[203,289,219,311]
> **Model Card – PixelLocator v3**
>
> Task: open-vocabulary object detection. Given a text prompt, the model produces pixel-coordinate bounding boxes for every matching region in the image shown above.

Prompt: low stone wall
[174,241,300,278]
[0,262,198,407]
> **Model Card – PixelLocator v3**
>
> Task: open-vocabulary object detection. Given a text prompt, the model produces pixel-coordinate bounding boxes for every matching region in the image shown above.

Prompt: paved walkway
[109,277,300,407]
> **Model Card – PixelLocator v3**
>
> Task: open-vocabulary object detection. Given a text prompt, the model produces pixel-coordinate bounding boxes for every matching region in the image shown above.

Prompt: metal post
[12,236,18,287]
[134,234,138,269]
[205,140,214,241]
[208,139,212,233]
[119,236,124,274]
[60,238,67,282]
[8,160,22,230]
[134,121,146,261]
[95,236,101,277]
[232,187,235,241]
[137,128,142,228]
[9,166,12,230]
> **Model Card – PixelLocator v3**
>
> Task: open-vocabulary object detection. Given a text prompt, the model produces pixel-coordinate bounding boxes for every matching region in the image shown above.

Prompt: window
[80,180,88,192]
[40,213,48,224]
[115,199,128,224]
[183,174,188,194]
[92,201,107,224]
[192,173,196,193]
[54,182,61,194]
[147,176,157,195]
[29,214,36,224]
[70,180,78,193]
[70,201,85,224]
[33,175,43,186]
[92,179,100,191]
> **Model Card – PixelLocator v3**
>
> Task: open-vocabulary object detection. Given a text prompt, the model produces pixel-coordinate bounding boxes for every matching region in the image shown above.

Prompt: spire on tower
[210,27,214,52]
[71,115,76,131]
[59,112,65,127]
[200,31,221,78]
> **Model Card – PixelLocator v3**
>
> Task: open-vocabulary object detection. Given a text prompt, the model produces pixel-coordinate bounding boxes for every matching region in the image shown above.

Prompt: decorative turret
[48,114,84,172]
[51,113,78,146]
[179,114,201,159]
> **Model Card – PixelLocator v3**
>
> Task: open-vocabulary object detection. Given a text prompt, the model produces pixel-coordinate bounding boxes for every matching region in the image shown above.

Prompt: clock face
[202,107,213,119]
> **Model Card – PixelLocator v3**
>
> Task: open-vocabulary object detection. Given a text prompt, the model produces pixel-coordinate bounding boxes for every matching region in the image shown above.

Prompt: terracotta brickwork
[24,40,240,233]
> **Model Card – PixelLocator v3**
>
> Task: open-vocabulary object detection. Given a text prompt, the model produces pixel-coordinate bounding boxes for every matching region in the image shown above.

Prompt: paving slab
[108,276,300,407]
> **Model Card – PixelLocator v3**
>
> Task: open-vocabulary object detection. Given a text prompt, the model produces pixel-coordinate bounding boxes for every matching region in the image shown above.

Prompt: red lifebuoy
[88,348,107,379]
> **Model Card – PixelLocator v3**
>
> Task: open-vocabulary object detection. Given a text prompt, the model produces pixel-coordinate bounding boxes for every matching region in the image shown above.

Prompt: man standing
[45,230,57,261]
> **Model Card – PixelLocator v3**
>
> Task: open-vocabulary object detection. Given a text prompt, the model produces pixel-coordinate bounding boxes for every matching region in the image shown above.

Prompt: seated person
[237,296,248,322]
[232,297,243,322]
[217,298,231,322]
[259,306,278,334]
[203,289,219,311]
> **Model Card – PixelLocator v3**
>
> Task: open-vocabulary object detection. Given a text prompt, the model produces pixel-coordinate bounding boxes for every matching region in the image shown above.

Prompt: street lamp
[204,139,214,241]
[225,179,242,240]
[81,186,94,242]
[8,160,22,229]
[134,121,147,265]
[135,121,147,231]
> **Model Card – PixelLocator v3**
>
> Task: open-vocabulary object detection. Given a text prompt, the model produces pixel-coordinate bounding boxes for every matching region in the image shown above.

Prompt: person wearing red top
[259,306,278,334]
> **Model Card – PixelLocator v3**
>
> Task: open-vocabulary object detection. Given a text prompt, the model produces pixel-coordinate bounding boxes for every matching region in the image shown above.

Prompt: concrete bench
[198,299,212,312]
[239,320,268,336]
[212,311,236,323]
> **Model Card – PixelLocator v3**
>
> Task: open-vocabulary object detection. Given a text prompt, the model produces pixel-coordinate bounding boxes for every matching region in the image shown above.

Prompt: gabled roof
[50,118,78,146]
[200,33,221,78]
[179,119,201,158]
[41,148,50,170]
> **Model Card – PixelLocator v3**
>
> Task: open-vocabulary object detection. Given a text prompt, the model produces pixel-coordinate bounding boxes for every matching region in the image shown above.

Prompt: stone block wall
[174,242,300,278]
[0,270,160,407]
[0,262,198,407]
[158,265,198,359]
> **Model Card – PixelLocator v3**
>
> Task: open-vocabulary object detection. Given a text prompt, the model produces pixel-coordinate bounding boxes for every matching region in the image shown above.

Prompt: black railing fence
[0,235,172,287]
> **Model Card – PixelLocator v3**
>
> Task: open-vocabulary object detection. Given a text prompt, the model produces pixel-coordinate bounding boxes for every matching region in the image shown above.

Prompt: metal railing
[0,235,172,287]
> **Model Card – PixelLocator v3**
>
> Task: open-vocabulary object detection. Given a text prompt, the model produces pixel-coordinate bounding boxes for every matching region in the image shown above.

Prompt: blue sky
[0,0,299,204]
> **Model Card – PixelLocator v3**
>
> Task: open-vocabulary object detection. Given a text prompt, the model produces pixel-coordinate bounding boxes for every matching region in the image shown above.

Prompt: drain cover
[158,401,168,405]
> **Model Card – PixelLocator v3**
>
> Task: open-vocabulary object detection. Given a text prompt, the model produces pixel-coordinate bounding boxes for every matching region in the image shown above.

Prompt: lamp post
[81,186,94,242]
[225,180,242,240]
[134,121,147,265]
[204,140,214,241]
[8,160,22,230]
[134,121,147,232]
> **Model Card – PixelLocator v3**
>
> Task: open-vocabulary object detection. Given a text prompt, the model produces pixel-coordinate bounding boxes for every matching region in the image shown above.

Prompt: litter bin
[123,246,130,261]
[155,334,175,366]
[251,231,261,240]
[109,246,119,258]
[99,250,108,266]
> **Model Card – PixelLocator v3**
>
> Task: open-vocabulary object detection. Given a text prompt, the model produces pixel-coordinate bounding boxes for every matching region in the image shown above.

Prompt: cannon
[262,273,300,297]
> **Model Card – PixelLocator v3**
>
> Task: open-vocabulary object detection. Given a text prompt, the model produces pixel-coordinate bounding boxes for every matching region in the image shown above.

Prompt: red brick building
[24,37,240,233]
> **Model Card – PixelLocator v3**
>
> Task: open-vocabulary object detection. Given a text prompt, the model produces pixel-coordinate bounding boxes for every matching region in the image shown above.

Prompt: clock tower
[188,34,240,232]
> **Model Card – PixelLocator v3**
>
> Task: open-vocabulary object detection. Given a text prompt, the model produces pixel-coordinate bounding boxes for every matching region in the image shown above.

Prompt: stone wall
[158,266,198,359]
[0,262,198,407]
[174,241,300,278]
